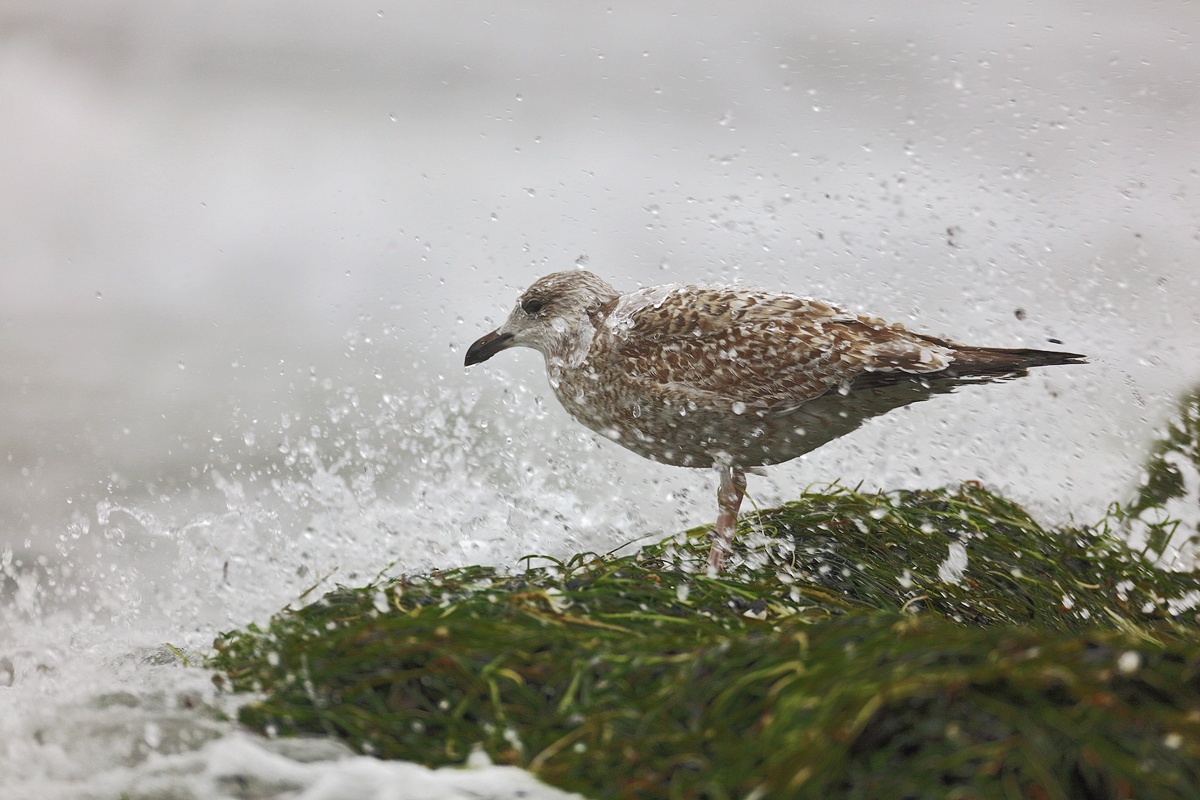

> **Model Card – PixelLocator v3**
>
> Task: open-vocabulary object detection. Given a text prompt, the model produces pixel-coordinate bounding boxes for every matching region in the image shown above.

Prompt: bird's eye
[522,298,545,315]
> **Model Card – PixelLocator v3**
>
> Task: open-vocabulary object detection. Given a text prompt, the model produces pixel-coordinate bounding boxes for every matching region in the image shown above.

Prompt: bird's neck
[544,315,601,373]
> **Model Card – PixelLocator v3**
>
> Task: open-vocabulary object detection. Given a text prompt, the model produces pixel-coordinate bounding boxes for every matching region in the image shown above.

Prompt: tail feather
[851,345,1085,392]
[946,346,1087,377]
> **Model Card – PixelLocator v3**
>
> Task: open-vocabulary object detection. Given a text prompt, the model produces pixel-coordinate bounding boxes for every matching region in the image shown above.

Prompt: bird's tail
[946,346,1087,377]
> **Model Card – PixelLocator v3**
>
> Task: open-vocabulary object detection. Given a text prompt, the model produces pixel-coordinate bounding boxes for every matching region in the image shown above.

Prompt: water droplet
[1117,651,1140,674]
[177,361,186,370]
[144,722,162,749]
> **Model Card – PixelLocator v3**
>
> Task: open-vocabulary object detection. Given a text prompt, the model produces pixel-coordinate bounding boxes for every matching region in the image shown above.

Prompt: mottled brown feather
[467,270,1085,470]
[610,289,957,416]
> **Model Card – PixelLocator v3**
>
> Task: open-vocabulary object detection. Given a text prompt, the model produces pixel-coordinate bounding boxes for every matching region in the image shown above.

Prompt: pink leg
[708,465,747,574]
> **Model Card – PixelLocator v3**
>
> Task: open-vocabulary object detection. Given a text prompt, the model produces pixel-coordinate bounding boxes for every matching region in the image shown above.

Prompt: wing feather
[605,287,956,416]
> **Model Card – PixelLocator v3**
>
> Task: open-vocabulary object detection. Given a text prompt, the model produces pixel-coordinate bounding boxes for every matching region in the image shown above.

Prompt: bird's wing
[605,287,957,415]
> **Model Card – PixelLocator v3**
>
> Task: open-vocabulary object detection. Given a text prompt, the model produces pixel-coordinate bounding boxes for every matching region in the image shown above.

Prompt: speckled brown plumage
[465,270,1086,571]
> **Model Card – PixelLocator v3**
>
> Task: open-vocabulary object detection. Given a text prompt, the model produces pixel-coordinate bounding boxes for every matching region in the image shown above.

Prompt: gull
[464,270,1085,572]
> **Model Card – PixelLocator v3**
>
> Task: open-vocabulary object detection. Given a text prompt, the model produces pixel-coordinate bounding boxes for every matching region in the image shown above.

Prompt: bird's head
[464,270,619,368]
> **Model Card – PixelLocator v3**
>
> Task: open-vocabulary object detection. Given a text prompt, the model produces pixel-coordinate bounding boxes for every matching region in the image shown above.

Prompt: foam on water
[0,378,657,798]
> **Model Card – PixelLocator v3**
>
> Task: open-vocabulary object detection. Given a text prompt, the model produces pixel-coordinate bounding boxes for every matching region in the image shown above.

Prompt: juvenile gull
[464,270,1085,572]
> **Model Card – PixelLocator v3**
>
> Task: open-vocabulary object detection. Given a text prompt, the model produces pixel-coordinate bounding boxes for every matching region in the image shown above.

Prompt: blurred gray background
[1,1,1198,621]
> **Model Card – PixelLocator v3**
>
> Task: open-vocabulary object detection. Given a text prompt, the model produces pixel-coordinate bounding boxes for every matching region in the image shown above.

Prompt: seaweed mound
[211,483,1200,799]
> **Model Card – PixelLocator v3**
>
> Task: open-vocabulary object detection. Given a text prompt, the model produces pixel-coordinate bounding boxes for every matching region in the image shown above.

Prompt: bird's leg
[709,465,747,574]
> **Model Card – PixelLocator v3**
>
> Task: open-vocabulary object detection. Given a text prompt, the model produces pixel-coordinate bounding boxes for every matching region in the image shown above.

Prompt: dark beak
[464,330,514,366]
